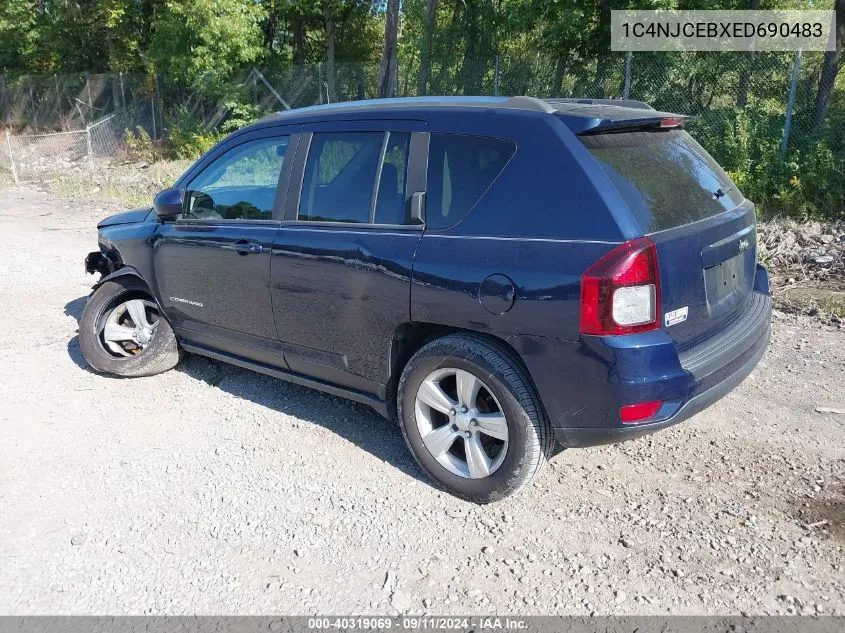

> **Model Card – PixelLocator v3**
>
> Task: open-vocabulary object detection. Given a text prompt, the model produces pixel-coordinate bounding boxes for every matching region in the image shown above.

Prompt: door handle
[223,240,263,254]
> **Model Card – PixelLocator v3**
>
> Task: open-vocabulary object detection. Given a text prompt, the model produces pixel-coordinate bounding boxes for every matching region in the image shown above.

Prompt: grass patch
[42,159,191,209]
[818,296,845,322]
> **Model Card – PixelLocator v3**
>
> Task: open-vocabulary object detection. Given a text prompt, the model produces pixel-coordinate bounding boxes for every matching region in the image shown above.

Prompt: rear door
[580,128,758,347]
[271,120,428,395]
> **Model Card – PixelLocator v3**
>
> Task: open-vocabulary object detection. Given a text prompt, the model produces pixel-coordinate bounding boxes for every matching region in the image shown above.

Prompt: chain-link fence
[0,51,842,190]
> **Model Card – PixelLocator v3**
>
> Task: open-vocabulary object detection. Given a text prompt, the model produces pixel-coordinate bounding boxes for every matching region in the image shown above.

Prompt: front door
[154,131,296,366]
[271,122,428,396]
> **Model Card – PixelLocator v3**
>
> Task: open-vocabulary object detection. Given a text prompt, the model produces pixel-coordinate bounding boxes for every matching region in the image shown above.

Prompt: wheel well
[385,322,532,419]
[94,266,148,292]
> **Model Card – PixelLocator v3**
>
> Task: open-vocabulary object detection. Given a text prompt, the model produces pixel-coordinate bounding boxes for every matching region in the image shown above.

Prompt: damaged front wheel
[79,277,180,377]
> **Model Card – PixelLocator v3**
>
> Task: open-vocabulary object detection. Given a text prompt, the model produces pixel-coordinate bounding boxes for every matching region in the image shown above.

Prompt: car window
[426,134,516,230]
[185,136,288,221]
[373,132,410,225]
[580,129,744,233]
[299,132,383,223]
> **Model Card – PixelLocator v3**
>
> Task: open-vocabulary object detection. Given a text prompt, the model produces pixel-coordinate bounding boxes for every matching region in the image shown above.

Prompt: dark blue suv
[81,96,772,502]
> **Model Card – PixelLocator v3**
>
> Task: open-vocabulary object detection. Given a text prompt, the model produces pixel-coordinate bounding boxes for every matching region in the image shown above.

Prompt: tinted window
[299,132,383,223]
[186,136,288,221]
[426,134,516,230]
[581,129,744,233]
[373,132,410,225]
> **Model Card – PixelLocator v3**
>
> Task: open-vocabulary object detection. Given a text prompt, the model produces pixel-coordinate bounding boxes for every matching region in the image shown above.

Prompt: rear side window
[299,131,383,223]
[426,134,516,230]
[374,132,410,225]
[581,129,744,233]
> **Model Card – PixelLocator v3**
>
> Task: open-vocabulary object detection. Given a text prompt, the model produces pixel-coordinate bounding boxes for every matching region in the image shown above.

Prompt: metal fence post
[623,52,633,99]
[494,56,500,96]
[317,63,324,104]
[85,124,93,171]
[150,74,157,141]
[781,49,802,158]
[28,78,37,128]
[119,73,126,115]
[6,131,18,184]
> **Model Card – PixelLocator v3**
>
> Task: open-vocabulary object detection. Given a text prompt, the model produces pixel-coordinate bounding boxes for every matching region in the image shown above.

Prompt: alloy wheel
[414,367,509,479]
[98,298,160,358]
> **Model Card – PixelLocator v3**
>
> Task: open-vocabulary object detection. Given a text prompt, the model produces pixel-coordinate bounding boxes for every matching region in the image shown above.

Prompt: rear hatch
[579,126,757,350]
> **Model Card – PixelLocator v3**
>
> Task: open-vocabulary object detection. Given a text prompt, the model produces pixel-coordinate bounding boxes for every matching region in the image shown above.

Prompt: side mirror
[153,188,184,221]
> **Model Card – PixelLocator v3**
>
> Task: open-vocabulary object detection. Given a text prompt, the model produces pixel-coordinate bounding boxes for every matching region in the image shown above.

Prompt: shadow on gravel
[65,297,91,372]
[63,295,431,487]
[789,482,845,545]
[176,355,430,485]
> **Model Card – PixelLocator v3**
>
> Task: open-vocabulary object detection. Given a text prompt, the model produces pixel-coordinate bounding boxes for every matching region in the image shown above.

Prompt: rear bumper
[557,314,770,447]
[536,264,772,448]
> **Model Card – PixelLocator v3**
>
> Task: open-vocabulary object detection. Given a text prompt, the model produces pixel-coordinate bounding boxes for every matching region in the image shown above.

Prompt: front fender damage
[85,251,114,277]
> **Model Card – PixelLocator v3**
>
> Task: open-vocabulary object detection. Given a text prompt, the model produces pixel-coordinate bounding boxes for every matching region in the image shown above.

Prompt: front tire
[79,277,180,377]
[397,334,552,503]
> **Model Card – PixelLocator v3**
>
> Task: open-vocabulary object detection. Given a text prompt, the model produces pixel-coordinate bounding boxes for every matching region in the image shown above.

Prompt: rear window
[581,129,744,233]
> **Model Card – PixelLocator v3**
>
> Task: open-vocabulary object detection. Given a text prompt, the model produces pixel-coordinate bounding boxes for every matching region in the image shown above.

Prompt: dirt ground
[0,186,843,616]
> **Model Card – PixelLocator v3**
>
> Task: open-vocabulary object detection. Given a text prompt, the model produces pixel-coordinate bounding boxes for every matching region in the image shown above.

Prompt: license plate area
[704,253,753,318]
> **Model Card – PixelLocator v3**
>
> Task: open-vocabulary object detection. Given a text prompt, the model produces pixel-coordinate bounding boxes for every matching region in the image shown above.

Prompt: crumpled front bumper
[84,250,114,277]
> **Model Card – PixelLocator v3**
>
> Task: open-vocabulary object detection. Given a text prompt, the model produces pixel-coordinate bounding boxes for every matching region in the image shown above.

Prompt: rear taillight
[580,237,661,336]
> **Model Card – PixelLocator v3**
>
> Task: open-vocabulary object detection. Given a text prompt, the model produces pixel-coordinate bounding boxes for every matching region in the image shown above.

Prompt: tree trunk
[324,1,336,103]
[812,0,844,131]
[377,0,400,98]
[592,0,611,98]
[735,0,760,107]
[459,0,495,95]
[416,0,437,96]
[263,0,279,52]
[552,57,567,97]
[292,14,306,65]
[434,0,461,92]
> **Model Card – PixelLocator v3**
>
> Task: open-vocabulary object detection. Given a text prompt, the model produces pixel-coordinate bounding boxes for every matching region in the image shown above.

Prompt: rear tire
[79,277,180,377]
[397,334,552,503]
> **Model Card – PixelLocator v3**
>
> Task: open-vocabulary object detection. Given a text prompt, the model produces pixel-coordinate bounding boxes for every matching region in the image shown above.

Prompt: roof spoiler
[547,98,655,111]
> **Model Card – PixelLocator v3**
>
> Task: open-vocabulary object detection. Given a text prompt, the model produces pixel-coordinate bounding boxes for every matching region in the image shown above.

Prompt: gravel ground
[0,186,843,616]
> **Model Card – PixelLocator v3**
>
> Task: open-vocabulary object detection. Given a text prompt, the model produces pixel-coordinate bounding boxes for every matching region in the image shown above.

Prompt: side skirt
[181,342,390,418]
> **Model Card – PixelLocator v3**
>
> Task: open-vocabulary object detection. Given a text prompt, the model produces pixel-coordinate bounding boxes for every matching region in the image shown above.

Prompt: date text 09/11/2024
[307,617,529,630]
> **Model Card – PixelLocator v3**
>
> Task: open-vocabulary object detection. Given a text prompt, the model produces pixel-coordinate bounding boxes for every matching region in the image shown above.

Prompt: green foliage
[691,108,845,220]
[219,101,262,134]
[151,0,264,99]
[124,126,163,162]
[165,108,221,159]
[0,0,842,221]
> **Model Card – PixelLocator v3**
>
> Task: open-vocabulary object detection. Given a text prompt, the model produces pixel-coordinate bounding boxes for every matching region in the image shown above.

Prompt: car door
[271,120,428,397]
[153,127,299,367]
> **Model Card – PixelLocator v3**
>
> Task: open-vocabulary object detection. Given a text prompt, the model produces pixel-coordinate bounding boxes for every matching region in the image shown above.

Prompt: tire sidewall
[79,278,177,376]
[398,342,540,501]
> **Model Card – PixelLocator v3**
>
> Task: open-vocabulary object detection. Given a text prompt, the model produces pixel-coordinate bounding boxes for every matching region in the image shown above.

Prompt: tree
[324,1,337,102]
[812,0,844,131]
[735,0,760,108]
[0,0,39,73]
[151,0,264,97]
[416,0,437,95]
[591,0,611,98]
[377,0,400,98]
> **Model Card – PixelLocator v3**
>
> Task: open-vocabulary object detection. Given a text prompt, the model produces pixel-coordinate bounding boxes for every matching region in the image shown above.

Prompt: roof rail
[547,97,655,111]
[501,96,556,113]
